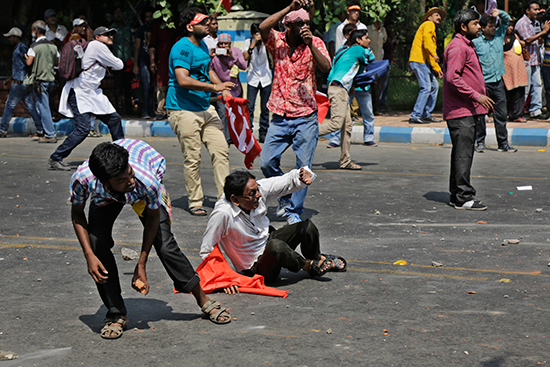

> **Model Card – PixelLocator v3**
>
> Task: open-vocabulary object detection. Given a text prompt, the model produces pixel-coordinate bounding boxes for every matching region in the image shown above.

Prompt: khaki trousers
[156,86,168,116]
[319,84,353,168]
[168,106,229,208]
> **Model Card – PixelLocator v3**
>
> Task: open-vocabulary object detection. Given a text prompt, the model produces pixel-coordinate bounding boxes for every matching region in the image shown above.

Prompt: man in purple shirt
[443,9,493,211]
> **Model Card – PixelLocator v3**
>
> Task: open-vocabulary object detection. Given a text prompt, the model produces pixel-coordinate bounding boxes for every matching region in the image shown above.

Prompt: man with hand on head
[259,0,331,226]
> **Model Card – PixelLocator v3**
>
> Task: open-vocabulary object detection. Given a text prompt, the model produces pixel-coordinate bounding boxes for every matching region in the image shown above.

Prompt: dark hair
[224,170,255,199]
[454,8,480,33]
[342,23,357,37]
[142,6,155,16]
[88,142,129,182]
[525,0,540,12]
[479,13,496,27]
[250,22,260,34]
[347,0,360,8]
[179,7,202,37]
[350,29,367,44]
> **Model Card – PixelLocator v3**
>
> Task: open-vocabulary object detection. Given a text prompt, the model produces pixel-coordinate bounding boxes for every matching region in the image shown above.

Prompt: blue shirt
[167,37,212,111]
[70,139,166,209]
[472,10,510,83]
[328,45,372,91]
[12,42,29,81]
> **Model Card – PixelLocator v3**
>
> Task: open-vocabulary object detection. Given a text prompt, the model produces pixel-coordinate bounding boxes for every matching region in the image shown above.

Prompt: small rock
[375,210,380,215]
[121,247,139,261]
[464,351,469,355]
[503,239,520,245]
[432,261,443,267]
[251,312,255,315]
[536,208,543,213]
[504,295,509,298]
[37,278,42,282]
[326,328,332,334]
[0,351,17,361]
[286,305,290,308]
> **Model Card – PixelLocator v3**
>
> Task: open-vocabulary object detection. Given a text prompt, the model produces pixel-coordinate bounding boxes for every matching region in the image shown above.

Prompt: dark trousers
[50,89,125,162]
[251,219,320,282]
[87,201,200,319]
[112,70,132,115]
[506,86,525,120]
[247,83,272,138]
[475,79,509,147]
[447,115,480,204]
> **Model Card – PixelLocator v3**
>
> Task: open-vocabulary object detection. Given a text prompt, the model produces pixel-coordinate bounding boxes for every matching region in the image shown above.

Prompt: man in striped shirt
[70,139,231,339]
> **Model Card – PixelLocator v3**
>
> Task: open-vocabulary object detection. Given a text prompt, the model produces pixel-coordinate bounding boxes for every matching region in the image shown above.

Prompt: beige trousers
[156,86,168,116]
[319,84,353,168]
[168,106,229,208]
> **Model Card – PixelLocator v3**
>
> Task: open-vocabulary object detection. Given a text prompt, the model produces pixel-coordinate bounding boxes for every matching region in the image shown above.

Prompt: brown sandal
[340,162,362,170]
[100,315,128,339]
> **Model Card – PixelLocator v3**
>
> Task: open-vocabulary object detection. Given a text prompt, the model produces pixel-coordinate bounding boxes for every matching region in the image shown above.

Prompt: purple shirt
[210,47,247,97]
[443,34,488,120]
[515,14,541,66]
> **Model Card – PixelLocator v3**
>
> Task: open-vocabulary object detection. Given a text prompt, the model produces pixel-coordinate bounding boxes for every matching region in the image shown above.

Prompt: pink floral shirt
[265,29,330,117]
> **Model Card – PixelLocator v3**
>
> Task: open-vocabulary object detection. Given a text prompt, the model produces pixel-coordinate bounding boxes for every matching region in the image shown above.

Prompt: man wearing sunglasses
[48,26,125,171]
[167,8,233,217]
[200,167,347,292]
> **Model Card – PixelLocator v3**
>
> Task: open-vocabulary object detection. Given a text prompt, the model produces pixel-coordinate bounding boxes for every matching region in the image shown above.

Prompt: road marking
[349,267,489,281]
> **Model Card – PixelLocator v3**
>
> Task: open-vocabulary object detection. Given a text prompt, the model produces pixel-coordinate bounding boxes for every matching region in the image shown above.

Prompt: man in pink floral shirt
[259,0,331,225]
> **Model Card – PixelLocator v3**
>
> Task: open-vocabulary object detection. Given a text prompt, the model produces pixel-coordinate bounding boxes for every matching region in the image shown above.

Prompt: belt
[329,81,343,87]
[12,80,23,84]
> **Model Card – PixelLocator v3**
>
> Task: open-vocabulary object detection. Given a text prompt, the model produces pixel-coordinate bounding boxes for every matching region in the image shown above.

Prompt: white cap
[3,27,22,38]
[73,18,86,27]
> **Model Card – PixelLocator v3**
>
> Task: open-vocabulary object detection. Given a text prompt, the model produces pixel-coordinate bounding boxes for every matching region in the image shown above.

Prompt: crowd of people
[1,0,550,339]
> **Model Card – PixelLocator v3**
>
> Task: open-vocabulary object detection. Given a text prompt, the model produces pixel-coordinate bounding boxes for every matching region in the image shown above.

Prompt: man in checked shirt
[70,139,231,339]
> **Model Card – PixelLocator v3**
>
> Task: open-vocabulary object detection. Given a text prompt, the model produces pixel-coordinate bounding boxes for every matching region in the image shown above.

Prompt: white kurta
[59,40,123,117]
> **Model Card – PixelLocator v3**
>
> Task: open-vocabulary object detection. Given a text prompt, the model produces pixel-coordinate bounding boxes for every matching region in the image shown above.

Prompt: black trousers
[250,219,321,282]
[506,86,525,120]
[475,79,509,147]
[447,115,480,205]
[88,201,200,319]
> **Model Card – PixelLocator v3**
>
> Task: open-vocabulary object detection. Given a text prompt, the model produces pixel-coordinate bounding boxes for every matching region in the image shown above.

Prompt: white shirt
[242,38,272,88]
[200,168,316,272]
[335,20,367,51]
[203,35,218,51]
[59,40,123,117]
[45,24,68,42]
[366,24,387,61]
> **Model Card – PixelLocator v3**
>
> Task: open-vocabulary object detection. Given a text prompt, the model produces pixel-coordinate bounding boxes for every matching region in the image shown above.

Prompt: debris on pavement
[536,208,543,213]
[432,261,443,267]
[121,247,139,261]
[502,239,520,245]
[326,328,332,334]
[0,351,17,360]
[467,291,476,294]
[393,260,408,266]
[516,186,532,191]
[498,278,512,283]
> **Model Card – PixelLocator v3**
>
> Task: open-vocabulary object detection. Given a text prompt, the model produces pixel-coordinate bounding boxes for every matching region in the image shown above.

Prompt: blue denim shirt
[12,42,29,81]
[472,10,510,83]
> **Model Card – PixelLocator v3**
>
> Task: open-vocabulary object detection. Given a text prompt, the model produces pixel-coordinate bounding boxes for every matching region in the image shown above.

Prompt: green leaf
[162,8,170,15]
[153,10,162,19]
[158,0,166,6]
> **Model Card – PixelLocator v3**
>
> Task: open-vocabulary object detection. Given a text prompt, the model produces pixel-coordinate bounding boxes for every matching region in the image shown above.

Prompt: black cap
[93,26,117,37]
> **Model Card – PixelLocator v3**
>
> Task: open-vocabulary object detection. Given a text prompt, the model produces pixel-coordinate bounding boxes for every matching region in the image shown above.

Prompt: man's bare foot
[299,167,312,185]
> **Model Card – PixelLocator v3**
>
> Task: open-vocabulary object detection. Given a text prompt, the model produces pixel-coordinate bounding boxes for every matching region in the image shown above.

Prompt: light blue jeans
[0,83,43,133]
[329,91,375,144]
[34,81,56,138]
[525,64,543,115]
[410,61,438,119]
[260,112,319,216]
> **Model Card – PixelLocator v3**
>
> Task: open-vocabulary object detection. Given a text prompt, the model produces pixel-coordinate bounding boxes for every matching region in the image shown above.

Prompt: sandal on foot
[308,257,331,277]
[100,315,128,339]
[201,300,231,325]
[190,206,208,216]
[323,254,347,272]
[340,162,362,170]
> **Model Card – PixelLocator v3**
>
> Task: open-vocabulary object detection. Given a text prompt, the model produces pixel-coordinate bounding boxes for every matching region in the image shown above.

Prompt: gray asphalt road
[1,137,550,366]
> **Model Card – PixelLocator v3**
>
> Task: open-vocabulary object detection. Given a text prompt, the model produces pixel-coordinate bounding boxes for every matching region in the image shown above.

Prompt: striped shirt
[70,139,166,209]
[515,15,541,66]
[200,168,316,272]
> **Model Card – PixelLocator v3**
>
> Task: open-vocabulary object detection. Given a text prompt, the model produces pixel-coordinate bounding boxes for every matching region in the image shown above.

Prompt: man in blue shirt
[167,8,233,217]
[473,9,517,153]
[0,27,43,138]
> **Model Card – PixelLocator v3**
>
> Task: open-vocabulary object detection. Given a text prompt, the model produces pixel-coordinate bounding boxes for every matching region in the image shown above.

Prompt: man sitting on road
[70,139,232,339]
[200,168,346,293]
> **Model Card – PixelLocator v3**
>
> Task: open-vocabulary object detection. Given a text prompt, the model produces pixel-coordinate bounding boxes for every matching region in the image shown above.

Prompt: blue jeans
[50,89,124,162]
[34,81,56,138]
[0,82,43,133]
[260,112,319,216]
[379,69,390,107]
[247,83,272,137]
[139,62,154,117]
[410,61,438,119]
[525,65,543,115]
[355,90,375,143]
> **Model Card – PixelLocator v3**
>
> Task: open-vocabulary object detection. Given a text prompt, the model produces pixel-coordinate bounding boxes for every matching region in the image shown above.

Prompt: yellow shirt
[409,20,441,72]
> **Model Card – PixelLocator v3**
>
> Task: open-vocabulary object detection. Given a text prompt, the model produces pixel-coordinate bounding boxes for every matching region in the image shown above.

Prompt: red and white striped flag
[223,96,261,169]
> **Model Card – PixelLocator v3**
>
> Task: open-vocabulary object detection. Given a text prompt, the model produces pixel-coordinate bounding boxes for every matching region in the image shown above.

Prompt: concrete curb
[4,117,550,147]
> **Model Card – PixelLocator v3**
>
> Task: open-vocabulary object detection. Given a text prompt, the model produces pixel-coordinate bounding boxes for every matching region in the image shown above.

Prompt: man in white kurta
[49,27,125,171]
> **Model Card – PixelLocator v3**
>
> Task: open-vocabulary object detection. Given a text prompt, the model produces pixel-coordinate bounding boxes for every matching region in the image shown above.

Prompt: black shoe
[532,113,550,120]
[48,158,71,171]
[475,142,486,152]
[498,145,517,152]
[409,117,429,124]
[259,135,265,144]
[454,200,487,211]
[422,116,441,123]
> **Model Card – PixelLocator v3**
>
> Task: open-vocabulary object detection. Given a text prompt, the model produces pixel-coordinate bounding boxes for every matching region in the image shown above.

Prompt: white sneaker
[276,198,291,217]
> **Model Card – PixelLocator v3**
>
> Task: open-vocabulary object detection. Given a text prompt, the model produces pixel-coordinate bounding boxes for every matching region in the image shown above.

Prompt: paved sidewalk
[3,111,550,146]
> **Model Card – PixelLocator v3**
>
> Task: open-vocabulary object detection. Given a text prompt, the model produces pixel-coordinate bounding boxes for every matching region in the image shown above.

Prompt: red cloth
[315,92,330,123]
[175,245,288,298]
[223,96,262,169]
[222,0,232,12]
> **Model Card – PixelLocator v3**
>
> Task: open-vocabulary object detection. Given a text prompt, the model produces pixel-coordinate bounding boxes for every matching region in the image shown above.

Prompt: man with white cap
[48,26,125,171]
[65,18,89,43]
[259,0,331,225]
[44,9,68,48]
[0,27,43,138]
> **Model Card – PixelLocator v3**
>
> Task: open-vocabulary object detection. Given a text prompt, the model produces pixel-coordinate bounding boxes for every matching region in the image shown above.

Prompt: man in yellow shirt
[409,7,445,124]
